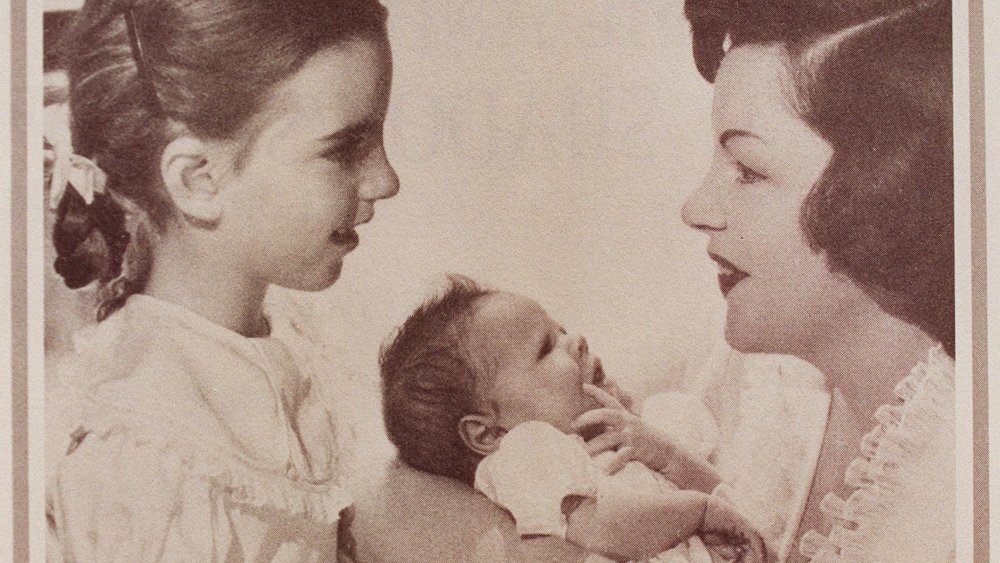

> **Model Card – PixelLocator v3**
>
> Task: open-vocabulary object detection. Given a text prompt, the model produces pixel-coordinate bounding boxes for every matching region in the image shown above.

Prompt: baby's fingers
[571,407,623,433]
[583,431,624,456]
[582,384,627,410]
[603,446,635,475]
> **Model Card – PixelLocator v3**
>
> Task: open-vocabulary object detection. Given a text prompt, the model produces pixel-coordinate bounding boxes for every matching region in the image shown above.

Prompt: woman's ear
[160,136,223,227]
[458,413,505,457]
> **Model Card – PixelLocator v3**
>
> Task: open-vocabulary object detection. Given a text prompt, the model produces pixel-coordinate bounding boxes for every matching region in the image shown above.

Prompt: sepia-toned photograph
[31,0,968,561]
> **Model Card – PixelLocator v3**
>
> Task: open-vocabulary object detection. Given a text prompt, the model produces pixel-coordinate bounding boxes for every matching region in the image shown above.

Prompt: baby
[381,277,765,562]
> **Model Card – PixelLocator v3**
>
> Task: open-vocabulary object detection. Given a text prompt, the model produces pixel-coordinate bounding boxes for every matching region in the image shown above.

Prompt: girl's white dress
[708,346,955,563]
[46,295,353,562]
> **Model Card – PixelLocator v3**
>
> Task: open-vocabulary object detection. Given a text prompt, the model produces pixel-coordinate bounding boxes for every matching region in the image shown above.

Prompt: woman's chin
[724,317,779,355]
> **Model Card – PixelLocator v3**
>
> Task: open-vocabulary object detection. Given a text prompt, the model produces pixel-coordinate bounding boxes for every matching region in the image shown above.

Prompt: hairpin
[123,7,161,109]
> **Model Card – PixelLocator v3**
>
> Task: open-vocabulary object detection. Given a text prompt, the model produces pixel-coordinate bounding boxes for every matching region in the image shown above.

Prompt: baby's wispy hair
[380,275,495,485]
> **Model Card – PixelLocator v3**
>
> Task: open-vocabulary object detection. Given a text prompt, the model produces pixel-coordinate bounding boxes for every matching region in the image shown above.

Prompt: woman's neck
[804,305,936,419]
[143,236,270,337]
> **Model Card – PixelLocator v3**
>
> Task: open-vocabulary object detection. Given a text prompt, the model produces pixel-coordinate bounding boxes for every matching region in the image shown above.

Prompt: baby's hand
[700,496,769,563]
[572,384,675,475]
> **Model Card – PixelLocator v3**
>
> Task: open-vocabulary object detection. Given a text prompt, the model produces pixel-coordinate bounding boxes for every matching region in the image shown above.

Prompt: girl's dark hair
[686,0,954,355]
[53,0,389,320]
[381,276,496,486]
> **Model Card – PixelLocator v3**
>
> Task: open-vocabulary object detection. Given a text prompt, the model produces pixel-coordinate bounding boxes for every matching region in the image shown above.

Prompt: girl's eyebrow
[719,128,763,148]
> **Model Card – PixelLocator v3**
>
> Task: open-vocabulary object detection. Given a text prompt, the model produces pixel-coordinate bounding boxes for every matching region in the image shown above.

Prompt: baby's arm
[562,487,765,562]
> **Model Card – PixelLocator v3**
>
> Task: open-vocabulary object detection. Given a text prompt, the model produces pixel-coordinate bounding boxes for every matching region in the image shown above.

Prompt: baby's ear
[458,414,504,457]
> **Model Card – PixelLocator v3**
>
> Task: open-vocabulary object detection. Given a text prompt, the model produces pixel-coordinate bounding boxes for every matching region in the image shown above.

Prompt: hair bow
[44,101,107,210]
[44,137,107,211]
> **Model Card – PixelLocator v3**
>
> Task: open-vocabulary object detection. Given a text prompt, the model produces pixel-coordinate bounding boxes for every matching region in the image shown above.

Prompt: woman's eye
[322,144,362,164]
[735,162,766,184]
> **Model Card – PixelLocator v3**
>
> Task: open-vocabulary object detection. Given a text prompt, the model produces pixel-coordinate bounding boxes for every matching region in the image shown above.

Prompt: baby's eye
[538,335,554,360]
[735,162,767,185]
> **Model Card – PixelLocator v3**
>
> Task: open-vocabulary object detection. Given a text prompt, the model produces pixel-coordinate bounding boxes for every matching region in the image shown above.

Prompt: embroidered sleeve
[47,427,232,562]
[474,421,599,539]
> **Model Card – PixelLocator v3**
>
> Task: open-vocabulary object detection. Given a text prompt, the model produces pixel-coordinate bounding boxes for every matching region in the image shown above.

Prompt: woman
[45,0,398,560]
[681,0,955,561]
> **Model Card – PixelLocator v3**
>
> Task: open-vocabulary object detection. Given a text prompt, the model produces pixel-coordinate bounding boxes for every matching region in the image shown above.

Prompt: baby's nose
[572,334,588,357]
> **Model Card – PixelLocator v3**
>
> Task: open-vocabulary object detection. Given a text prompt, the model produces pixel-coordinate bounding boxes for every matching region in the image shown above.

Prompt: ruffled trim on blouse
[66,412,353,527]
[798,345,954,562]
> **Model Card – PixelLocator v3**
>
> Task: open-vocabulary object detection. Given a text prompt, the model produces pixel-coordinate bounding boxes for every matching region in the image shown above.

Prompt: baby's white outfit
[474,393,719,563]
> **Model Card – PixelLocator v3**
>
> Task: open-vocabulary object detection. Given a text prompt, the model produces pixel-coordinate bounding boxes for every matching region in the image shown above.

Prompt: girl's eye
[735,162,767,185]
[538,335,554,360]
[322,133,379,165]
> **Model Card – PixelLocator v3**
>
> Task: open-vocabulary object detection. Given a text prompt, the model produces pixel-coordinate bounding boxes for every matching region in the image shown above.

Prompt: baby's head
[381,277,608,485]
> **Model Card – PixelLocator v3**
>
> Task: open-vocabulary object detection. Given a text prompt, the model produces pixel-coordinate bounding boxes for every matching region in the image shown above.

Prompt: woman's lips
[710,252,749,297]
[330,228,359,247]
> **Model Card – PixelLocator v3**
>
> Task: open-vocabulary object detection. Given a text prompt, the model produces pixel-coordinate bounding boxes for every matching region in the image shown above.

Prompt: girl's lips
[709,252,749,296]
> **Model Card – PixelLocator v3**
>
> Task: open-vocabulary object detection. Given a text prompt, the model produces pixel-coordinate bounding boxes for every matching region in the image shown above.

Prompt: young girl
[45,1,398,560]
[380,278,766,562]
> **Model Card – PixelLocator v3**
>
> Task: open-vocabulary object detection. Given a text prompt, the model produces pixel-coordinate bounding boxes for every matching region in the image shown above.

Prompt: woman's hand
[573,384,723,492]
[700,496,770,563]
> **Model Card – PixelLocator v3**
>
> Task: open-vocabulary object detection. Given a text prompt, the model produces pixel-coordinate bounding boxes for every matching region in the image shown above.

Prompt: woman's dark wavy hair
[54,0,388,320]
[686,0,954,356]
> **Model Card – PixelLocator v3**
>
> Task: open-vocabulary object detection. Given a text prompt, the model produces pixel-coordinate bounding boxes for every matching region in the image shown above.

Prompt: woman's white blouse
[797,346,955,562]
[703,346,954,563]
[46,295,353,562]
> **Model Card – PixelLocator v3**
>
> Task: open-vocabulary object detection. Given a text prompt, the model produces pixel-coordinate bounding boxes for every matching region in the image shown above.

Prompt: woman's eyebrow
[719,128,763,148]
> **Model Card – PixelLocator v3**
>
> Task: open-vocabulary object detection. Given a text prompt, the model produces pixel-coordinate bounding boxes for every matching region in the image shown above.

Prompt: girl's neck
[143,237,270,338]
[803,305,936,420]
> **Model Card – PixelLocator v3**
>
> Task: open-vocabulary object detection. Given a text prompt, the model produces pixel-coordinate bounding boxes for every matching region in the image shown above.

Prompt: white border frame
[1,0,14,559]
[988,0,1000,557]
[27,0,45,559]
[23,1,981,560]
[952,0,975,559]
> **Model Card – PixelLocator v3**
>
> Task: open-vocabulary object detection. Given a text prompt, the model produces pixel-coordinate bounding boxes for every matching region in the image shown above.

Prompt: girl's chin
[275,260,344,292]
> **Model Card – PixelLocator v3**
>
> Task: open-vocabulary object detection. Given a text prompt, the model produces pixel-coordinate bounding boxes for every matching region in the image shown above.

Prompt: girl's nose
[361,145,400,202]
[682,162,726,232]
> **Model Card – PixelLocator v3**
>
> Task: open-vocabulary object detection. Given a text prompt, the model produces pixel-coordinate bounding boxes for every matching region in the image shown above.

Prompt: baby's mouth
[590,357,606,386]
[710,253,749,297]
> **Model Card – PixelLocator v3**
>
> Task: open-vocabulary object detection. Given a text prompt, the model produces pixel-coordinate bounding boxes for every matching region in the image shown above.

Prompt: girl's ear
[458,413,505,457]
[160,136,223,227]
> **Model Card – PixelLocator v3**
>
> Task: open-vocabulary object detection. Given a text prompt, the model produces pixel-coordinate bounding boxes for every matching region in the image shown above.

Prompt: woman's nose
[682,164,726,232]
[361,145,400,202]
